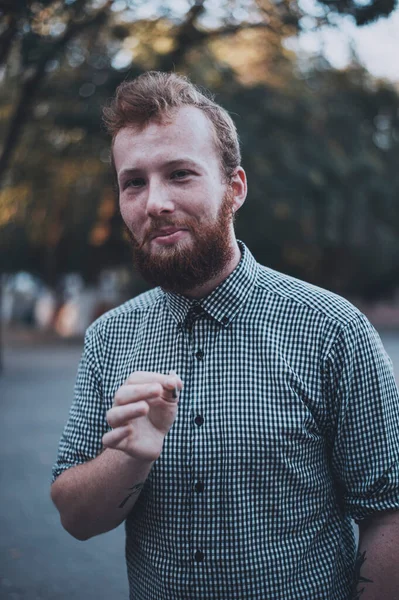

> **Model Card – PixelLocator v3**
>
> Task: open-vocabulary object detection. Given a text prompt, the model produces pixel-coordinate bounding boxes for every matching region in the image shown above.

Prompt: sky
[285,4,399,83]
[111,0,399,83]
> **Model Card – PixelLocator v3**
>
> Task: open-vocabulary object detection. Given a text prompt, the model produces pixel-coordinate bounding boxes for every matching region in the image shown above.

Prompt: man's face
[113,106,239,293]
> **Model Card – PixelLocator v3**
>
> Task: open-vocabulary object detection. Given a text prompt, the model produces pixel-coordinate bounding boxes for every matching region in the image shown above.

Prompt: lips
[148,228,189,246]
[151,228,185,240]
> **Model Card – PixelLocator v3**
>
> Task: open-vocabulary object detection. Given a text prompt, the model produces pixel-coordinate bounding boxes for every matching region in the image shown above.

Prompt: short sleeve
[324,313,399,523]
[51,324,108,482]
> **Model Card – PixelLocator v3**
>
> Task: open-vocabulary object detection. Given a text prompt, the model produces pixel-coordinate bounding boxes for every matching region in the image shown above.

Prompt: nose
[145,180,175,217]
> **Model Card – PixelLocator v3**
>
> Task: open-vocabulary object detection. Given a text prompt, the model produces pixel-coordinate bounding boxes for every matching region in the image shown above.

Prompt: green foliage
[221,68,399,298]
[318,0,398,25]
[0,0,398,299]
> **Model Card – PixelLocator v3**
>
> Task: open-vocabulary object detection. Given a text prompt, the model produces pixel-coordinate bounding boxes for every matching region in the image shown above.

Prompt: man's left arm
[352,510,399,599]
[324,315,399,598]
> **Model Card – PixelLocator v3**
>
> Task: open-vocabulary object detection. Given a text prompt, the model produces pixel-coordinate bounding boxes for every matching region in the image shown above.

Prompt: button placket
[194,550,204,562]
[194,481,204,493]
[195,349,204,361]
[190,311,207,572]
[194,414,204,427]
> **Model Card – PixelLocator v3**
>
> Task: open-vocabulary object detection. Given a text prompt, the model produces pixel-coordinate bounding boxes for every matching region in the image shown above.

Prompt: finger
[114,383,163,406]
[102,425,132,448]
[165,370,182,402]
[107,401,149,428]
[166,370,183,393]
[126,371,183,390]
[168,371,183,393]
[123,373,183,404]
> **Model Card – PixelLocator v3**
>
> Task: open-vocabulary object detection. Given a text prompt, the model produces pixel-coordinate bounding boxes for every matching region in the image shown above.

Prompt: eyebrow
[118,159,202,182]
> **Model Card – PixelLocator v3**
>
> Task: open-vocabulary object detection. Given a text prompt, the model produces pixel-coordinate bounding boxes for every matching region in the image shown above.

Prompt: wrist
[103,446,155,472]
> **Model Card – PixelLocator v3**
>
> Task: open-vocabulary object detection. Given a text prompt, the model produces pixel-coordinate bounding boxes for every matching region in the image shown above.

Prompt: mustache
[139,217,194,249]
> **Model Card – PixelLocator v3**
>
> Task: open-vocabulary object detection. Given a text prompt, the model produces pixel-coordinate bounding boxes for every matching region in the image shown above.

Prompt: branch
[205,20,278,40]
[0,0,60,17]
[0,2,112,184]
[0,14,17,67]
[159,19,274,72]
[0,0,22,15]
[316,0,397,26]
[184,0,207,24]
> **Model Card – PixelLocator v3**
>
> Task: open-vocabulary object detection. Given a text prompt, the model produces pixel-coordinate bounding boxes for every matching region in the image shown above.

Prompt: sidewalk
[0,339,128,600]
[3,325,83,347]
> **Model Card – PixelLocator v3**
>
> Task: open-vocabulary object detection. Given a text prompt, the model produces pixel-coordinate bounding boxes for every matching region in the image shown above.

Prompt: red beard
[126,189,235,294]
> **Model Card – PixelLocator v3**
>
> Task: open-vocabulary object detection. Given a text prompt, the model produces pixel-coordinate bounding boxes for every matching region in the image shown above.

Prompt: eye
[171,170,191,180]
[124,177,145,189]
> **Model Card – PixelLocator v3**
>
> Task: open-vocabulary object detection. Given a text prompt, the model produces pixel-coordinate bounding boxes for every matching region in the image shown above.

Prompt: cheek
[120,198,141,229]
[189,191,220,220]
[119,200,127,223]
[119,202,129,225]
[201,200,222,223]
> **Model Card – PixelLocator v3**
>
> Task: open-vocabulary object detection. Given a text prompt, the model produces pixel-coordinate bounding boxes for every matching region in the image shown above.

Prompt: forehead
[113,106,220,173]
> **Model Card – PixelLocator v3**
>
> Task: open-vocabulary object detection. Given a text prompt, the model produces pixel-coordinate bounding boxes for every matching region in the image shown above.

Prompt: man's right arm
[50,448,154,540]
[51,371,182,541]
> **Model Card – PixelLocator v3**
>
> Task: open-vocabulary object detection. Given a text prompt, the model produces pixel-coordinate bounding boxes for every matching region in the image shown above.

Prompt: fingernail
[169,369,179,399]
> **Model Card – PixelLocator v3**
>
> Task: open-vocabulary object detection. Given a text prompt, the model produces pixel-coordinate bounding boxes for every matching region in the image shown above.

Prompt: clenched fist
[102,370,183,462]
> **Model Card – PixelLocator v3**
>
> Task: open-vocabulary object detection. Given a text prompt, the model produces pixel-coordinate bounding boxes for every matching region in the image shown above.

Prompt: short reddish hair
[103,71,241,181]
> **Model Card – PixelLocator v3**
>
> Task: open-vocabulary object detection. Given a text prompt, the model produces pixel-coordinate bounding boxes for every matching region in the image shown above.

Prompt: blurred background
[0,0,399,598]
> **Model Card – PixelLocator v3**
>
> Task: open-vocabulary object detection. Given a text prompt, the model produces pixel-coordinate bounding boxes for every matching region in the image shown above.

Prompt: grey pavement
[0,329,398,600]
[0,337,128,600]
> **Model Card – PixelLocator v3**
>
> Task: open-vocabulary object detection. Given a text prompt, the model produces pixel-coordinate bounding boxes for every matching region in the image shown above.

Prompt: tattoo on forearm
[118,482,144,508]
[351,550,374,599]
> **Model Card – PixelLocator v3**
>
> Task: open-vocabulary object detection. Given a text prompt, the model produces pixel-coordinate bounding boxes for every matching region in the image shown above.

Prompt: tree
[0,0,294,283]
[229,66,399,298]
[317,0,398,25]
[1,0,397,185]
[0,0,398,297]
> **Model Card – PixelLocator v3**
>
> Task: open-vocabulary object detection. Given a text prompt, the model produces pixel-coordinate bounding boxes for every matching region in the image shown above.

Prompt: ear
[230,167,247,213]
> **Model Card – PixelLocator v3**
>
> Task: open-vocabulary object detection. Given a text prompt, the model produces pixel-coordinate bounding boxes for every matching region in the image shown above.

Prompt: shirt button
[194,415,204,427]
[195,550,204,562]
[221,316,229,326]
[195,481,204,493]
[192,303,203,315]
[195,349,204,361]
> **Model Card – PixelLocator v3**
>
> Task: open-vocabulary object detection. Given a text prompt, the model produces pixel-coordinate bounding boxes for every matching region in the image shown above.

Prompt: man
[51,71,399,599]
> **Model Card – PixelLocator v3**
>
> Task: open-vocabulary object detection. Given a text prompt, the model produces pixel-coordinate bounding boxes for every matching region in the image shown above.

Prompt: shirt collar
[163,241,258,328]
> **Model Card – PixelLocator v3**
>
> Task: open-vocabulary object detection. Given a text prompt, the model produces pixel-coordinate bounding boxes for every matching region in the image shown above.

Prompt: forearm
[51,448,153,541]
[352,514,399,600]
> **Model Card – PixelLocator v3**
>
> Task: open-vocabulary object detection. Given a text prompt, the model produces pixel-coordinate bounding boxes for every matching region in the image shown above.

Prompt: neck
[181,239,242,300]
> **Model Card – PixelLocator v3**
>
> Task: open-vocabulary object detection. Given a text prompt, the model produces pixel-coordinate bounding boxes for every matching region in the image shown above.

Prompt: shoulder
[255,263,362,329]
[85,287,163,341]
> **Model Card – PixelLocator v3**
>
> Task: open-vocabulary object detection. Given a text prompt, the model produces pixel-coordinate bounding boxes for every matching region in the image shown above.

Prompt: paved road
[1,330,398,600]
[0,340,128,600]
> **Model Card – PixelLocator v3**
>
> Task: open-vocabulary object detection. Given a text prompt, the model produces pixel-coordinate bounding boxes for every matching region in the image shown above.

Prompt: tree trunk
[0,4,111,185]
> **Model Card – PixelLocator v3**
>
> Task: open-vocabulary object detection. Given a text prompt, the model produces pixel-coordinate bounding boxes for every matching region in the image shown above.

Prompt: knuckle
[113,391,123,405]
[106,409,116,427]
[114,385,131,404]
[126,370,146,383]
[153,382,163,396]
[126,423,134,436]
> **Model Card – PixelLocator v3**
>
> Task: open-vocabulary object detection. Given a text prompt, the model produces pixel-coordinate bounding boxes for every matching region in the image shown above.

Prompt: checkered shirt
[53,241,399,600]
